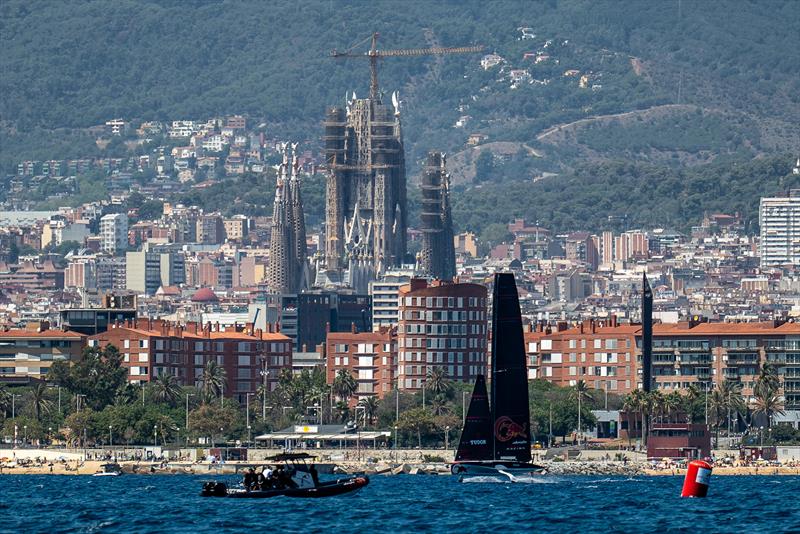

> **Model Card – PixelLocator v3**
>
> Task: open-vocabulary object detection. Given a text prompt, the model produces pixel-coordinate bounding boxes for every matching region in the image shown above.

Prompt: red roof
[191,287,219,302]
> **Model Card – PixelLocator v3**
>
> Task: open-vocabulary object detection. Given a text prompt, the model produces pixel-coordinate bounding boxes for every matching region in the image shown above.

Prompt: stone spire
[289,143,309,291]
[266,148,292,294]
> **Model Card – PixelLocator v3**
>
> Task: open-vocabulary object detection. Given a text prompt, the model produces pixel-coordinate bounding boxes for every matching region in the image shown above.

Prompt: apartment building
[0,322,84,384]
[759,190,800,268]
[525,318,800,408]
[99,213,128,255]
[89,319,292,401]
[397,279,488,391]
[326,326,397,405]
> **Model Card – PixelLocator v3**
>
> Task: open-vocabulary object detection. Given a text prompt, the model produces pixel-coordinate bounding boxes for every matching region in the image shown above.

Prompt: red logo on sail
[494,416,528,442]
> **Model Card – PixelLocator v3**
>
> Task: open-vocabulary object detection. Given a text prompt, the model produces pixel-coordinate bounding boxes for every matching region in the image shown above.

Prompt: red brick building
[397,279,488,391]
[89,319,291,401]
[524,318,640,395]
[524,318,800,408]
[326,326,397,406]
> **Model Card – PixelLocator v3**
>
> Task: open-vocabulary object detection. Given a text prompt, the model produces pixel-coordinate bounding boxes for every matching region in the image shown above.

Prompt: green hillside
[1,0,798,174]
[451,154,800,237]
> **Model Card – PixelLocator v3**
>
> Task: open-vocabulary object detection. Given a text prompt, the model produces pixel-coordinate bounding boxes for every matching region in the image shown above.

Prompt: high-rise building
[196,213,225,245]
[266,143,308,294]
[369,268,414,330]
[323,91,407,277]
[418,151,456,280]
[99,213,128,255]
[397,279,488,390]
[759,190,800,268]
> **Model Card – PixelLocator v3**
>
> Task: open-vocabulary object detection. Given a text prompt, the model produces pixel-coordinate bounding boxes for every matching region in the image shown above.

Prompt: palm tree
[29,383,54,421]
[709,387,727,447]
[753,391,785,429]
[430,394,449,416]
[719,380,745,433]
[663,391,682,423]
[151,373,183,406]
[629,388,648,447]
[621,393,640,448]
[571,380,592,445]
[358,396,380,426]
[201,361,226,402]
[114,383,139,406]
[0,384,12,417]
[425,367,451,398]
[648,390,665,423]
[332,369,357,403]
[754,362,780,398]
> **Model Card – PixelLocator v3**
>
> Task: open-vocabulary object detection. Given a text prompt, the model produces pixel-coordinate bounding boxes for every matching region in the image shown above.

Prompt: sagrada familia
[268,89,455,295]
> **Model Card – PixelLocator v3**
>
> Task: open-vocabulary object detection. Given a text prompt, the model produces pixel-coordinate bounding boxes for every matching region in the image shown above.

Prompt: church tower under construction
[418,151,455,280]
[323,92,407,278]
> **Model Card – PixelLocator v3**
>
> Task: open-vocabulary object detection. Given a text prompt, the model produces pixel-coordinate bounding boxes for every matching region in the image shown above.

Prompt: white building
[368,268,415,330]
[759,190,800,268]
[99,213,128,256]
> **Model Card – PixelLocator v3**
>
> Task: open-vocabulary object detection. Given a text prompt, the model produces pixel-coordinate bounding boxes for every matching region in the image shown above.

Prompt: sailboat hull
[450,461,545,476]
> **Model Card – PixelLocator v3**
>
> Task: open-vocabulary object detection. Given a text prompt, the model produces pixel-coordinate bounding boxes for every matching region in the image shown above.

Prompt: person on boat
[256,470,267,490]
[243,467,256,491]
[309,464,319,487]
[276,466,298,489]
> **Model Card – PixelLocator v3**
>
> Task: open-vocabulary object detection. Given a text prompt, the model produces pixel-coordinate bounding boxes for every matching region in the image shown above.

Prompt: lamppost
[394,425,399,463]
[185,393,194,437]
[109,425,113,448]
[11,393,21,419]
[444,425,450,451]
[153,425,158,448]
[23,425,28,446]
[48,427,53,447]
[759,426,764,449]
[13,424,18,448]
[259,357,268,420]
[245,393,253,443]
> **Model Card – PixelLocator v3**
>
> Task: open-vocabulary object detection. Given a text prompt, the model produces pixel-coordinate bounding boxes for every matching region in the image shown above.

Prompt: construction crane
[331,32,484,102]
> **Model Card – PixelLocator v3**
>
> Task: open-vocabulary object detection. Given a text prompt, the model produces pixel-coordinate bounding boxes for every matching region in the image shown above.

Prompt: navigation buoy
[681,459,712,497]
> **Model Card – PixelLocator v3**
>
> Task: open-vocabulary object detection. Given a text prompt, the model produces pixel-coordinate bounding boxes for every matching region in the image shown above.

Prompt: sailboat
[451,272,545,479]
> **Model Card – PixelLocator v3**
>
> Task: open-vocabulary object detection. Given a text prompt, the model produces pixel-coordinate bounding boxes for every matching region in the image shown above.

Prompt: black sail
[490,273,531,462]
[642,273,653,392]
[454,374,492,461]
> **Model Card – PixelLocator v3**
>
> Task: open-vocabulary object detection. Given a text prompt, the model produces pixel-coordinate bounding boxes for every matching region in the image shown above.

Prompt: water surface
[1,474,798,533]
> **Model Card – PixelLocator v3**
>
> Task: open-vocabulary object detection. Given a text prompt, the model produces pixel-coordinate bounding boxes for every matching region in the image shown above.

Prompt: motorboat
[92,463,123,477]
[200,452,369,498]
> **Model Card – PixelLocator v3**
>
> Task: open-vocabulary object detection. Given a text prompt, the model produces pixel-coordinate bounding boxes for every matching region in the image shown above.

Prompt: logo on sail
[494,416,528,442]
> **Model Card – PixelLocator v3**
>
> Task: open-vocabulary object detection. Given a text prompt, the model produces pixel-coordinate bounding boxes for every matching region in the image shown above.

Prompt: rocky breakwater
[543,460,644,476]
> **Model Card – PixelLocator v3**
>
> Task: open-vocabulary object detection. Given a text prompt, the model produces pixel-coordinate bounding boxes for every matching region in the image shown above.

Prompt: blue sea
[1,474,799,533]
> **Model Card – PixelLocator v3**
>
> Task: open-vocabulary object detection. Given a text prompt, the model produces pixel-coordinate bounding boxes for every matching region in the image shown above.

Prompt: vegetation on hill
[1,0,798,175]
[451,154,800,235]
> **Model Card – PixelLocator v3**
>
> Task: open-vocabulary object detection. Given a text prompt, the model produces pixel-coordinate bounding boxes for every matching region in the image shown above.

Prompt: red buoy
[681,459,712,497]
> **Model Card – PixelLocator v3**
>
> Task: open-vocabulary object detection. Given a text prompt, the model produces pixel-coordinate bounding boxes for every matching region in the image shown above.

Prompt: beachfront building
[0,322,84,385]
[524,318,800,409]
[396,279,488,391]
[88,319,291,401]
[326,326,397,406]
